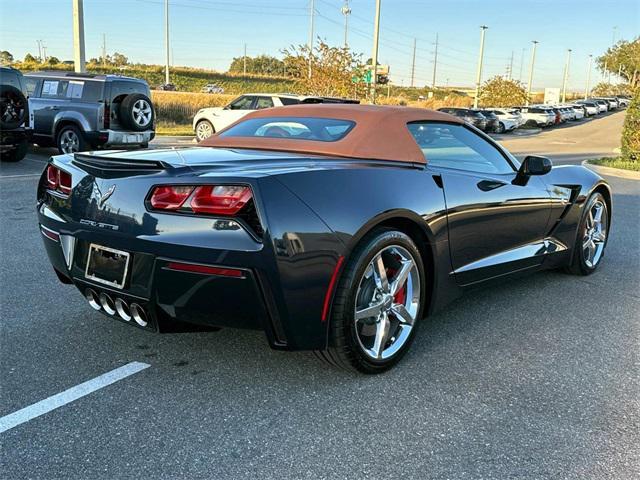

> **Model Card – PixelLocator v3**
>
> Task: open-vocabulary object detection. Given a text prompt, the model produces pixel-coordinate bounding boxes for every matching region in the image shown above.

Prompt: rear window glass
[279,97,299,106]
[110,80,149,100]
[219,117,355,142]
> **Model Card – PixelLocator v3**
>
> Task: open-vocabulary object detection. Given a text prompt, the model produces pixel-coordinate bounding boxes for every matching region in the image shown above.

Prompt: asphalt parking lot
[1,110,638,479]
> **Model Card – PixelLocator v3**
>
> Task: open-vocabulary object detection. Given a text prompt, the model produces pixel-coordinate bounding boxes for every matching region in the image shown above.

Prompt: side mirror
[513,155,552,185]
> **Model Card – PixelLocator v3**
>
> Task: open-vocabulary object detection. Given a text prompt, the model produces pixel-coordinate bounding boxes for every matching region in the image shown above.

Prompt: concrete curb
[582,160,640,180]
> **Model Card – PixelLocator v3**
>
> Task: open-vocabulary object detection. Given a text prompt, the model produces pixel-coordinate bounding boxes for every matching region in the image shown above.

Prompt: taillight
[46,165,72,196]
[190,185,252,215]
[149,185,194,210]
[148,185,252,217]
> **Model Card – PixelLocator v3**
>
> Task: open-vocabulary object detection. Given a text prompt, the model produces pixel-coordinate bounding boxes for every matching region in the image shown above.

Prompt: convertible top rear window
[219,117,355,142]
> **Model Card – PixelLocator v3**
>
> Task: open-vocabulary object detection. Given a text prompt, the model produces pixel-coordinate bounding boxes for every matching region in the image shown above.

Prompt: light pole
[432,33,438,88]
[585,54,593,99]
[341,1,351,48]
[473,25,488,108]
[308,0,315,79]
[164,0,170,84]
[72,0,86,72]
[370,0,382,103]
[410,38,416,87]
[526,40,538,106]
[561,48,572,102]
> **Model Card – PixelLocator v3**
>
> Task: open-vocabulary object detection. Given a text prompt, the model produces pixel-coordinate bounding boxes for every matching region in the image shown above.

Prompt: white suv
[193,94,358,141]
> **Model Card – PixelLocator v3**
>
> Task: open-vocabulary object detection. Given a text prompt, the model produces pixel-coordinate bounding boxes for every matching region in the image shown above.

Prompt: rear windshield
[219,117,355,142]
[109,80,149,100]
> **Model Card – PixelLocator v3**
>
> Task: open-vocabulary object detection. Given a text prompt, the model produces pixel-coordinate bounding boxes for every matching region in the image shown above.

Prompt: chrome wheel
[132,99,152,127]
[582,200,608,268]
[196,120,214,140]
[354,245,420,361]
[59,129,80,153]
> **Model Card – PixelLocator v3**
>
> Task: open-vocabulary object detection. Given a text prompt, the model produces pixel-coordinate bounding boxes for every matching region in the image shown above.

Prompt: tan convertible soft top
[199,104,464,164]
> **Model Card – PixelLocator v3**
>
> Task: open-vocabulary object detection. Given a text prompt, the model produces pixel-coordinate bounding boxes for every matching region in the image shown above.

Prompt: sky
[1,0,638,91]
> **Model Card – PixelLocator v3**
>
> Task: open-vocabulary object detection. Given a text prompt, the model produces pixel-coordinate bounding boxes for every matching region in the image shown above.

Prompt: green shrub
[621,89,640,162]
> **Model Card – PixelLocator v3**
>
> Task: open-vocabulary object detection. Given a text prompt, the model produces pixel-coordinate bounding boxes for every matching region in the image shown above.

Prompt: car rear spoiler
[72,153,172,176]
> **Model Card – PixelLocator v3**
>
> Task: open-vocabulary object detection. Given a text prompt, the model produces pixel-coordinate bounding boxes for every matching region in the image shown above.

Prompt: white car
[567,105,585,120]
[576,101,599,116]
[193,93,359,141]
[516,106,556,127]
[482,108,521,132]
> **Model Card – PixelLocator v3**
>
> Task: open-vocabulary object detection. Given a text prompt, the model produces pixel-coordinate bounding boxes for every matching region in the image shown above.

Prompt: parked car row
[436,94,629,134]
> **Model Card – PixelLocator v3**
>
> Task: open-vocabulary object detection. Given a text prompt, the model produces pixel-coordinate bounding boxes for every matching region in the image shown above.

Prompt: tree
[229,54,285,76]
[591,82,632,97]
[282,40,366,98]
[111,52,129,66]
[478,76,528,107]
[621,89,639,162]
[23,53,38,63]
[0,50,14,64]
[597,38,640,88]
[47,56,60,65]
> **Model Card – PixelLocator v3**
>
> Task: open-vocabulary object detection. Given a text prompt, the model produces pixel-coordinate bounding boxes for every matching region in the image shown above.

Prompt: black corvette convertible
[37,104,611,373]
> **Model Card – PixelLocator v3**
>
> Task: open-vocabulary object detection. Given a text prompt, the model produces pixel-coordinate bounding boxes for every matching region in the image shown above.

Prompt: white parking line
[0,362,150,434]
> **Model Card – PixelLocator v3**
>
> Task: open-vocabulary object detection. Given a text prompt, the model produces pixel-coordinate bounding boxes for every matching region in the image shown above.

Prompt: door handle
[477,180,507,192]
[46,106,59,111]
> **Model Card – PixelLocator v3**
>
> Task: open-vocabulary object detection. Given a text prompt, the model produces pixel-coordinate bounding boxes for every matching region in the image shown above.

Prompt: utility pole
[585,54,593,99]
[164,0,170,84]
[36,40,42,62]
[341,0,351,48]
[102,33,107,67]
[508,51,514,80]
[432,33,438,88]
[519,47,525,82]
[243,43,247,77]
[608,26,617,84]
[72,0,86,72]
[410,38,416,87]
[42,45,48,63]
[561,49,572,102]
[526,40,538,106]
[473,25,488,109]
[370,0,382,103]
[308,0,315,79]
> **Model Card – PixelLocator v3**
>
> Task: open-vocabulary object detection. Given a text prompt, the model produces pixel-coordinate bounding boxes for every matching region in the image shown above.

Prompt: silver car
[25,71,155,154]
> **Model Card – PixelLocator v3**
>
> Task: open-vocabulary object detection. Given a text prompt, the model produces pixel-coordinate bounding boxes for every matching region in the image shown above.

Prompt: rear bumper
[37,206,289,349]
[86,129,155,147]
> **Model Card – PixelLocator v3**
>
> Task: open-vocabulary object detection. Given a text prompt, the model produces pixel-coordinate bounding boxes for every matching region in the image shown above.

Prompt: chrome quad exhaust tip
[130,303,148,327]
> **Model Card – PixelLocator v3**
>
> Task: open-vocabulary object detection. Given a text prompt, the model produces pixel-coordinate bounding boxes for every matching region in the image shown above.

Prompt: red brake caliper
[386,267,407,305]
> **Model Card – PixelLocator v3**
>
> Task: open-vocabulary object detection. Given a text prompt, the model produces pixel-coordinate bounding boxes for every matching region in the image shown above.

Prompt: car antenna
[171,146,187,165]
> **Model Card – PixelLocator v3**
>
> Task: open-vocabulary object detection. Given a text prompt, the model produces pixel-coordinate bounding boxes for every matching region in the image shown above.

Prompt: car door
[408,122,552,285]
[32,78,70,137]
[219,95,257,129]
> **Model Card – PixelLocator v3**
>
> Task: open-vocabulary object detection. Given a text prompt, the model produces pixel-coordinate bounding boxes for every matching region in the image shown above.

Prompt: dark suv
[25,71,155,154]
[1,66,32,162]
[437,108,488,131]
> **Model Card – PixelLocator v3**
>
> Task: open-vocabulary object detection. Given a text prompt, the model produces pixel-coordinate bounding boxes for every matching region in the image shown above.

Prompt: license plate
[85,244,130,289]
[125,134,142,143]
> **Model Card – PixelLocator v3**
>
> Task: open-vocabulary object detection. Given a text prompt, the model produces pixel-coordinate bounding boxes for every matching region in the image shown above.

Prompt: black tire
[566,192,609,276]
[496,122,505,133]
[56,125,88,154]
[0,139,29,162]
[0,84,28,130]
[119,93,154,132]
[315,228,426,374]
[195,119,215,142]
